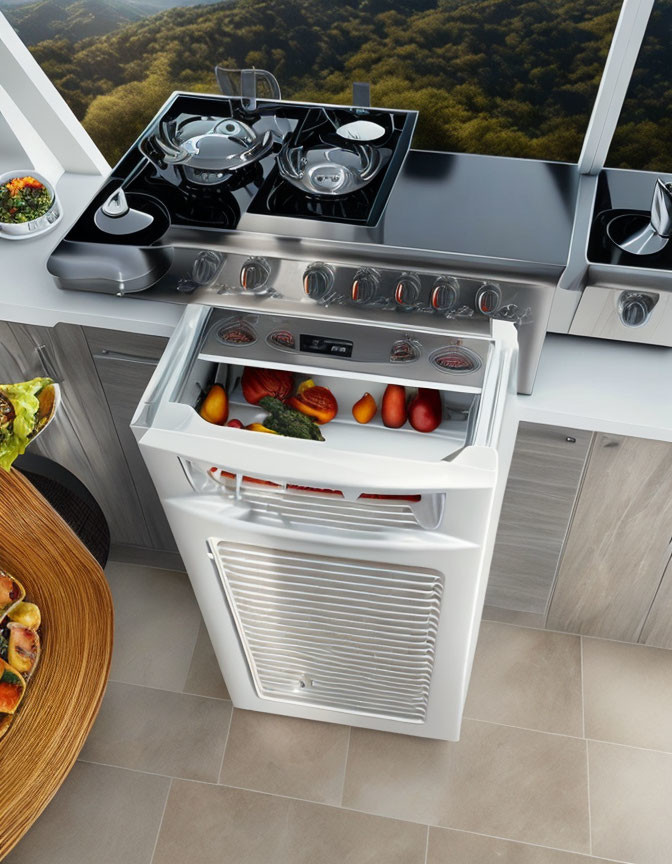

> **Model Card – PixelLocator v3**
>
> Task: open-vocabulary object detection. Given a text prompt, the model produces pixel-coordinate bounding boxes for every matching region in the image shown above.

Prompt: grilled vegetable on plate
[0,568,43,740]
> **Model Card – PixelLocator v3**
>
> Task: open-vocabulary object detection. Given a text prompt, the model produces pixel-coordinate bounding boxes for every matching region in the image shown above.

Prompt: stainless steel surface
[50,90,572,394]
[651,178,672,238]
[569,284,672,347]
[197,307,492,390]
[238,150,579,267]
[551,167,672,351]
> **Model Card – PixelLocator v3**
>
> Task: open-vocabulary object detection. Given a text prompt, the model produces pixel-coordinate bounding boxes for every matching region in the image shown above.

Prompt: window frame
[578,0,656,175]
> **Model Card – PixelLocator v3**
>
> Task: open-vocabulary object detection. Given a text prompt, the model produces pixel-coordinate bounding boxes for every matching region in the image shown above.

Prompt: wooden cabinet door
[546,434,672,641]
[0,321,151,547]
[485,422,592,615]
[84,327,176,552]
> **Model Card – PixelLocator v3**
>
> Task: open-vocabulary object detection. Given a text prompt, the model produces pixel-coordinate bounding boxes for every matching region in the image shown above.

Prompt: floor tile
[80,681,232,782]
[589,740,672,864]
[183,620,230,700]
[343,720,589,851]
[5,761,169,864]
[285,799,427,864]
[106,561,201,692]
[219,709,350,804]
[583,637,672,752]
[428,827,615,863]
[152,780,291,864]
[465,622,583,735]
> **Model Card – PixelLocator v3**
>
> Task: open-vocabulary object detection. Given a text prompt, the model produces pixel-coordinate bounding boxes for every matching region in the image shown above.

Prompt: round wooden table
[0,468,113,859]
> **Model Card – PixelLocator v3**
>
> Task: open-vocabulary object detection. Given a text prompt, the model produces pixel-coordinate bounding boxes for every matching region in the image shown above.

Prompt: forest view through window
[4,0,661,170]
[607,0,672,172]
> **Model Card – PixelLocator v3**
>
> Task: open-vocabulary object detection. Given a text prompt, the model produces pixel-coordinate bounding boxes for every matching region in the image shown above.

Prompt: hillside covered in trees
[14,0,672,171]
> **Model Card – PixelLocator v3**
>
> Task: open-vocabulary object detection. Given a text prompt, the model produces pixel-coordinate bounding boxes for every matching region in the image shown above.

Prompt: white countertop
[518,333,672,443]
[2,171,671,443]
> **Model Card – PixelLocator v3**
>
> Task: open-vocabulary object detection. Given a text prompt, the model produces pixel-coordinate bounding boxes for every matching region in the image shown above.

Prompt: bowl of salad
[0,171,62,239]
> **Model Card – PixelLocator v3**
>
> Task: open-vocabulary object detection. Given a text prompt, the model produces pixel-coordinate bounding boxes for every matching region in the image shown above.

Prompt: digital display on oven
[299,335,353,357]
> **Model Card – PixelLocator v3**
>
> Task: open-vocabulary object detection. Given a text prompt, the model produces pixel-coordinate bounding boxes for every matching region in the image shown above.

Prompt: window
[607,0,672,171]
[3,0,622,166]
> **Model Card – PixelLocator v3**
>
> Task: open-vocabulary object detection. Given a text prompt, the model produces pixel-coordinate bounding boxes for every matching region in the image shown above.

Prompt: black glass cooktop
[93,92,417,234]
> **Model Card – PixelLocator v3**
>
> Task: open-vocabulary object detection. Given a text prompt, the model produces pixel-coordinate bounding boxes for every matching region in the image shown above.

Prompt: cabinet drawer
[85,328,168,365]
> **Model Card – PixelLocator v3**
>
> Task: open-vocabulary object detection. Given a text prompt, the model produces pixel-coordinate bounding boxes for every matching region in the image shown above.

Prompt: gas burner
[128,163,253,229]
[277,143,390,198]
[141,113,273,185]
[256,175,377,224]
[247,104,416,226]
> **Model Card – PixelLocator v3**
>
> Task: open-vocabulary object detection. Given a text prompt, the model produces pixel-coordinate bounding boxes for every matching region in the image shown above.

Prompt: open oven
[131,303,517,740]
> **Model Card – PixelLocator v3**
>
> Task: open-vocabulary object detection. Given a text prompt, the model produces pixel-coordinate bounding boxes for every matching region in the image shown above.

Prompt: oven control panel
[176,249,536,328]
[199,309,492,389]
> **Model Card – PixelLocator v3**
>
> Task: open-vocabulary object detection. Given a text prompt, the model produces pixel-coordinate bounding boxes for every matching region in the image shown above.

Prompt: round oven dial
[303,263,334,302]
[240,257,270,291]
[390,339,420,363]
[431,276,460,313]
[476,282,502,316]
[619,292,655,328]
[351,268,380,304]
[395,273,421,309]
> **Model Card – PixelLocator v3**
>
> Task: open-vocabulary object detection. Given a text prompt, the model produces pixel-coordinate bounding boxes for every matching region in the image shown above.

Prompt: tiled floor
[7,561,672,864]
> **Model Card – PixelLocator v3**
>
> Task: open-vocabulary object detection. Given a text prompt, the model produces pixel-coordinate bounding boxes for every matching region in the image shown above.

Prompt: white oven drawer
[132,304,517,495]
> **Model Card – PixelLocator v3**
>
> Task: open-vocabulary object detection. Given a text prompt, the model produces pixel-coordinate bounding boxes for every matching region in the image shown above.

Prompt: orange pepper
[289,385,338,424]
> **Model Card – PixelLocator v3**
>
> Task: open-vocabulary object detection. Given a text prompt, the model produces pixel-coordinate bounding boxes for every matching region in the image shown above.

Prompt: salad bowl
[0,171,62,240]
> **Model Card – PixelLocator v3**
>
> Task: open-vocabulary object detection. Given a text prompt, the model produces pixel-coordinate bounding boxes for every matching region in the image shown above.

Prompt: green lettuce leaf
[0,378,52,472]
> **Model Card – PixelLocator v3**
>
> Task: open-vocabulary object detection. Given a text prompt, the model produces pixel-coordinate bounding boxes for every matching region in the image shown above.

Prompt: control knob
[352,268,380,304]
[240,257,270,291]
[395,273,421,309]
[303,263,334,302]
[431,276,460,313]
[476,282,502,316]
[619,292,656,328]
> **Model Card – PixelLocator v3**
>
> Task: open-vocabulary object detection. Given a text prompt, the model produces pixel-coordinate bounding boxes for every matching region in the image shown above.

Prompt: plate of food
[0,378,59,471]
[0,171,62,239]
[0,570,41,740]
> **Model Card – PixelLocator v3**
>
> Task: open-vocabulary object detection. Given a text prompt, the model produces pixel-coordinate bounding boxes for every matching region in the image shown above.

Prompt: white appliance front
[132,303,518,740]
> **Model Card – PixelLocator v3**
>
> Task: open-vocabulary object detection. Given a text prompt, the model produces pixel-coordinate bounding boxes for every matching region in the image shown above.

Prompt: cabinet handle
[36,344,64,382]
[95,349,160,366]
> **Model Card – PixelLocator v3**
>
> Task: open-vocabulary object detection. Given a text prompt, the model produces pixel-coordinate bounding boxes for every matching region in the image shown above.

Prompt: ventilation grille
[201,468,426,532]
[210,540,443,721]
[236,486,421,532]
